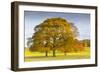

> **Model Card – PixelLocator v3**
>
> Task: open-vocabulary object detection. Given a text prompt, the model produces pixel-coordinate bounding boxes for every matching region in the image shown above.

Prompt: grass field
[24,47,90,62]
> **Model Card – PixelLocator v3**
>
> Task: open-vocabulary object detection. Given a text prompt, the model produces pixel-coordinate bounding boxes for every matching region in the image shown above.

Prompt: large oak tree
[28,17,79,57]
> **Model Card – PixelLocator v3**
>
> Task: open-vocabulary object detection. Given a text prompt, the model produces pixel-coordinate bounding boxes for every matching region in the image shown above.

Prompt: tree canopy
[27,17,84,57]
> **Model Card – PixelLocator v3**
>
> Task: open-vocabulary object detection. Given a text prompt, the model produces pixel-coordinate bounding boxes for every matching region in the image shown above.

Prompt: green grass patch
[24,47,90,62]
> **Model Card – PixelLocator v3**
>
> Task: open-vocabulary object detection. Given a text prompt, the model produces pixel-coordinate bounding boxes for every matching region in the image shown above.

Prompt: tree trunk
[53,49,56,57]
[64,52,67,56]
[45,51,48,57]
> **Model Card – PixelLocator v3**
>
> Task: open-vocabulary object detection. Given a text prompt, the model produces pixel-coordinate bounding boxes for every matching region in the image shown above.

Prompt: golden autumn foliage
[27,17,85,57]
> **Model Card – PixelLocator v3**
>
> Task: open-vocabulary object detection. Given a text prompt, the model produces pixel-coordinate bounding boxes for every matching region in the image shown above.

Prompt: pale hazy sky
[24,11,90,47]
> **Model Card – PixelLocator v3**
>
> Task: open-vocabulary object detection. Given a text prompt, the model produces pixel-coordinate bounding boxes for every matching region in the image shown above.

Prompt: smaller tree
[72,39,84,52]
[59,38,85,56]
[81,39,90,47]
[27,38,33,48]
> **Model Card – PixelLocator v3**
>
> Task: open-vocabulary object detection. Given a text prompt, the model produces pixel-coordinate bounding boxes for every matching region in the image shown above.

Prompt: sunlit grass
[24,47,90,62]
